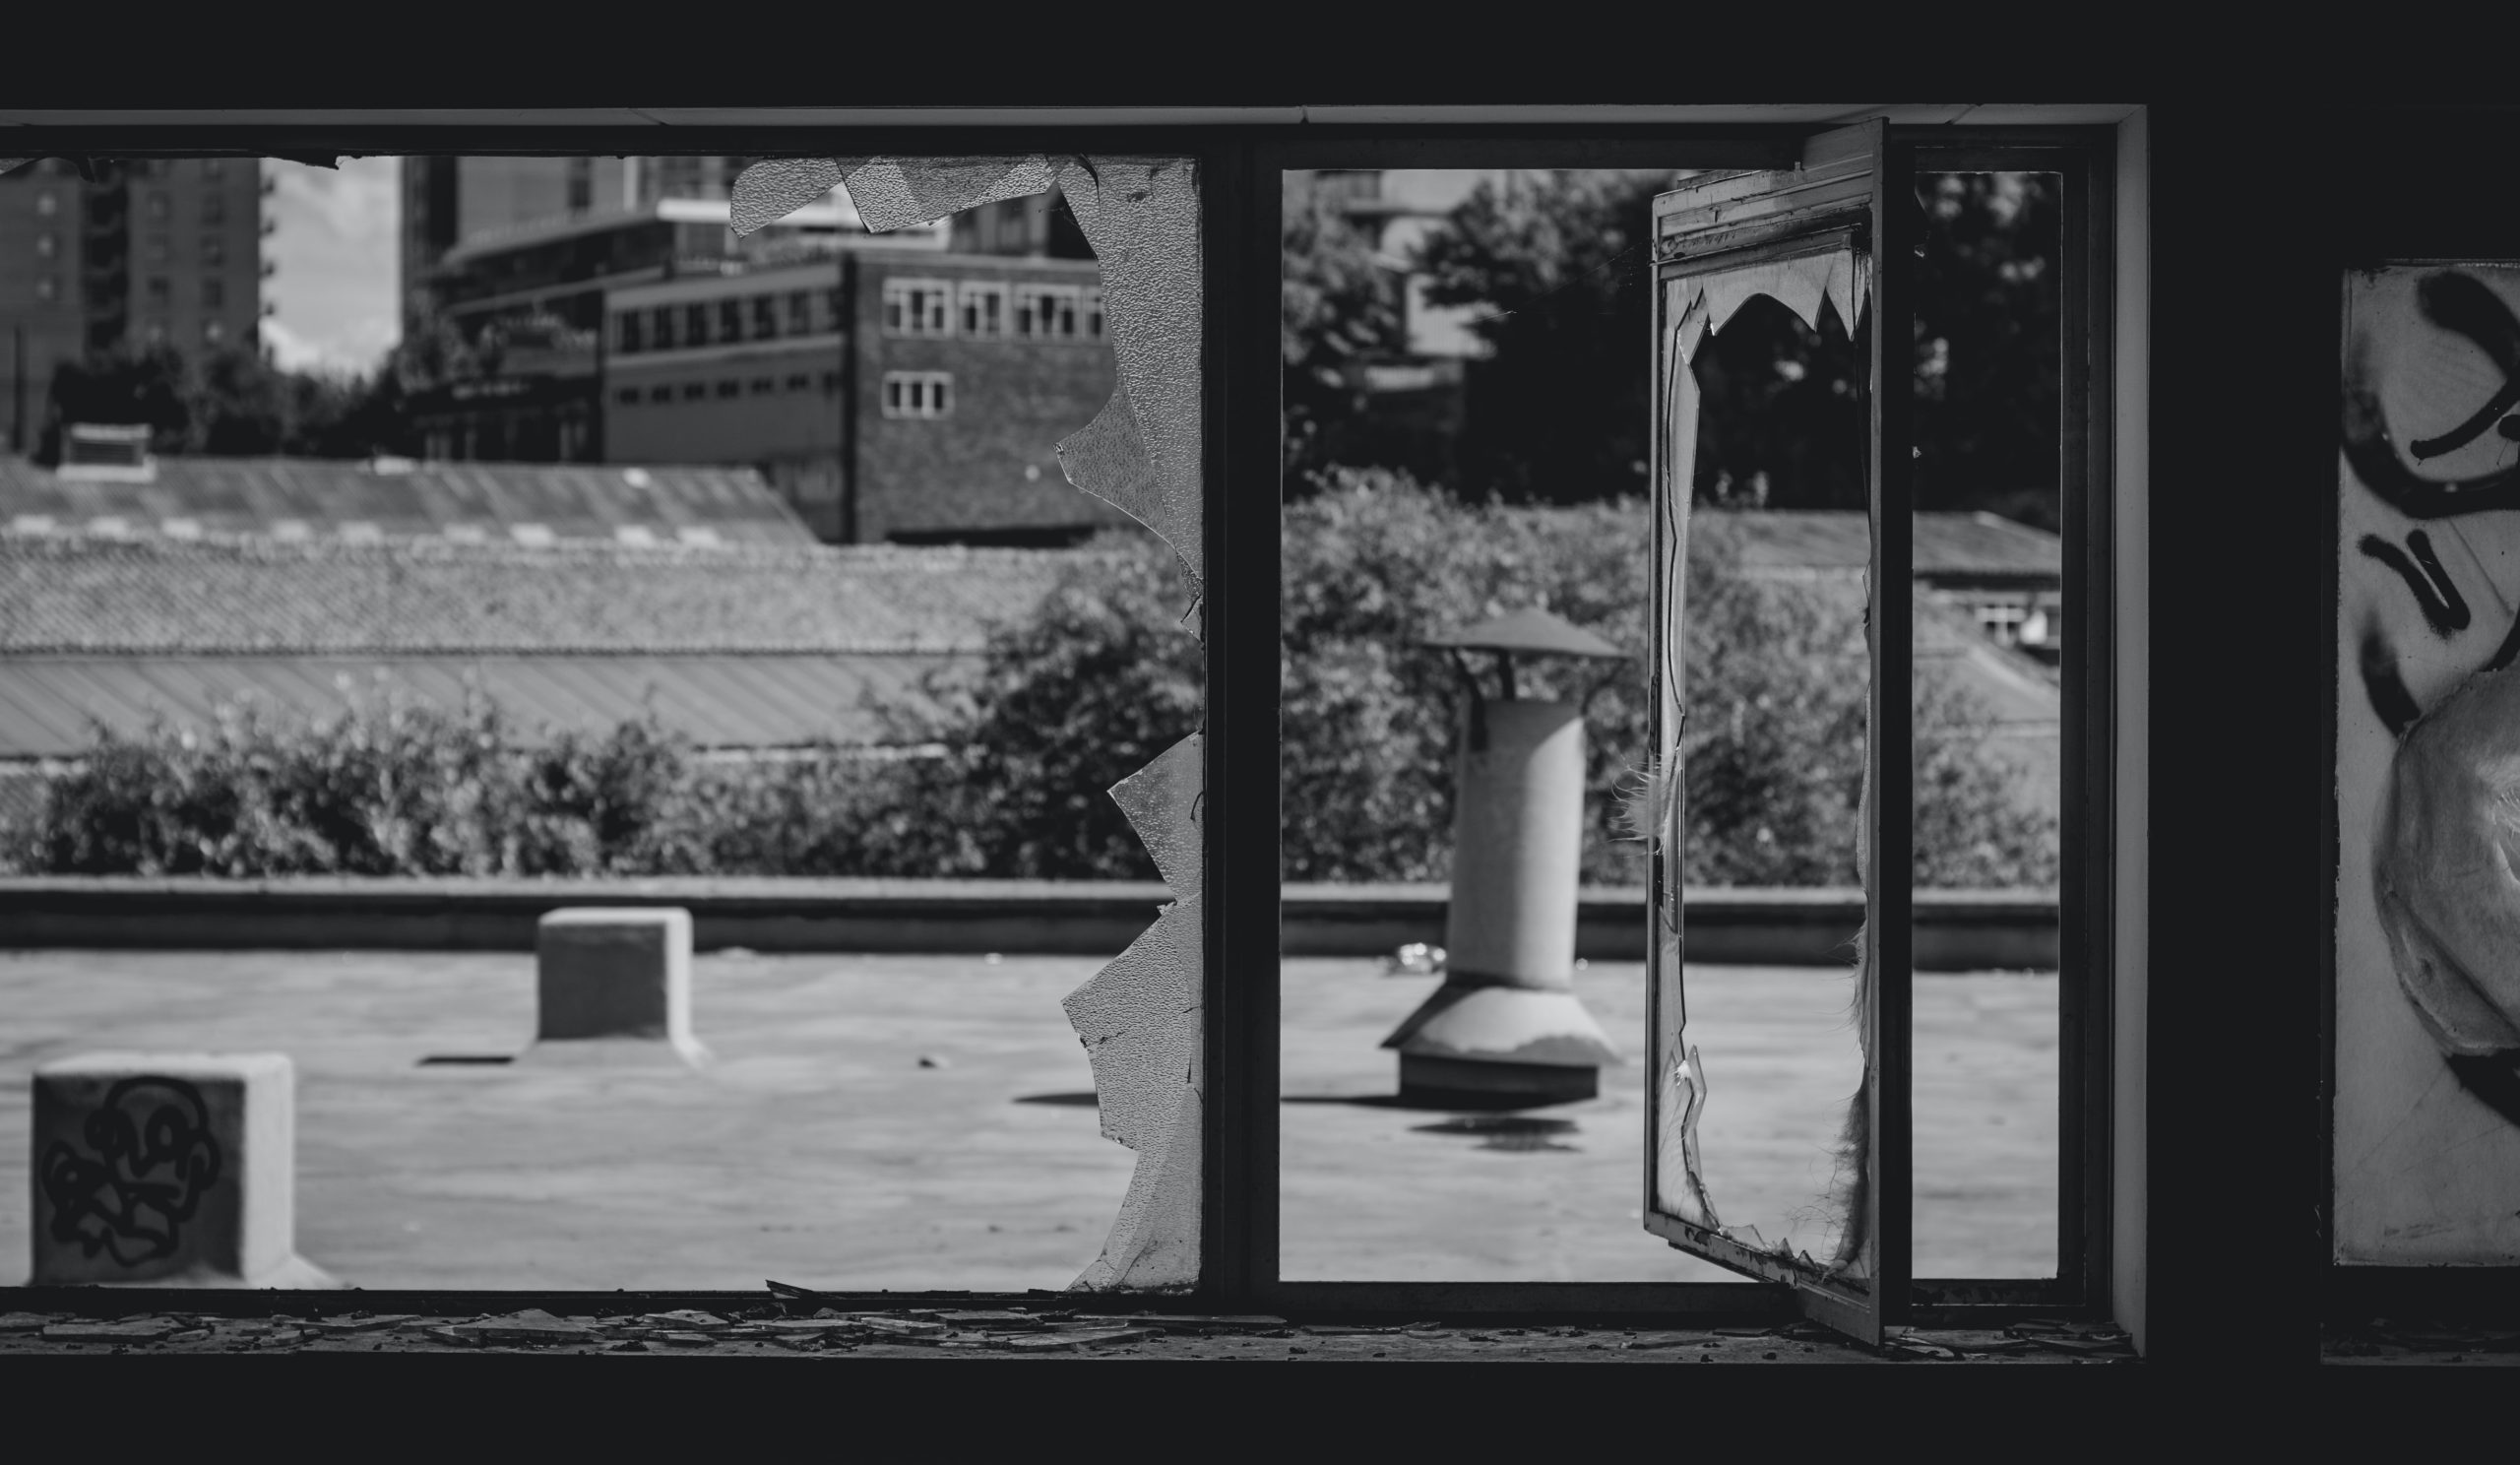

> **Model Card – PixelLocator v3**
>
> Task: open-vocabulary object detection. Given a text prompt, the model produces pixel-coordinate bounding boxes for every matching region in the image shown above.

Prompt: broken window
[1,151,1205,1299]
[1642,123,1898,1340]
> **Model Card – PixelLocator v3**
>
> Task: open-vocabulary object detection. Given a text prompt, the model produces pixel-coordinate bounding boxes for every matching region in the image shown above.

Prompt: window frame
[0,111,2139,1338]
[882,275,955,337]
[957,280,1008,339]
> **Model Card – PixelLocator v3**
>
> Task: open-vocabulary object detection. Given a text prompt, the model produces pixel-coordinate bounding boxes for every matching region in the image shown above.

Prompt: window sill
[0,1305,2130,1364]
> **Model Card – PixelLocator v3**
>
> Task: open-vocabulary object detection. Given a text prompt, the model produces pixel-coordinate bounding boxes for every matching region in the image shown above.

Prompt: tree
[1281,172,1408,482]
[1411,169,1675,506]
[1377,168,2061,522]
[35,343,192,462]
[1914,172,2063,532]
[38,341,409,462]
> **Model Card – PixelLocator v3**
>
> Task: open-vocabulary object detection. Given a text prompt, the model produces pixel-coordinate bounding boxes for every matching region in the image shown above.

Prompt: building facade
[601,249,1120,543]
[399,157,747,339]
[0,158,267,452]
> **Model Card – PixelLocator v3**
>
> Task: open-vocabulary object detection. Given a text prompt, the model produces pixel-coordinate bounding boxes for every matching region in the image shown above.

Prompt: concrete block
[536,907,708,1065]
[31,1052,335,1287]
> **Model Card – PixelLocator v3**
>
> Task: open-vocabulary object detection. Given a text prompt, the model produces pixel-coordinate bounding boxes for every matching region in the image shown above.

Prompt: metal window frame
[0,111,2124,1330]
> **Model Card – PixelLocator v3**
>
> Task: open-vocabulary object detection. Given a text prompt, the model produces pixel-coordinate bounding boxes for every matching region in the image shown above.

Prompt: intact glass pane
[1909,171,2062,1280]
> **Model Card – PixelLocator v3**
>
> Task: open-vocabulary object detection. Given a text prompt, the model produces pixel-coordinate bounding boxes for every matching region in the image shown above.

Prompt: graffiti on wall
[2338,265,2520,1263]
[38,1075,224,1266]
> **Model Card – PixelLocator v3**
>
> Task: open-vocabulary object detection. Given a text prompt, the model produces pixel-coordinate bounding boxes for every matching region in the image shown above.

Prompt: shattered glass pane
[0,152,1205,1296]
[1652,250,1876,1281]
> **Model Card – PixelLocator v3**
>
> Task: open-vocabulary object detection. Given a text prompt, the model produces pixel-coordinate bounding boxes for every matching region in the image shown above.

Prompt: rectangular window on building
[883,278,954,337]
[650,385,672,404]
[826,287,846,331]
[788,290,812,335]
[681,381,707,401]
[202,193,226,226]
[959,282,1008,339]
[1084,287,1104,338]
[786,373,811,392]
[617,312,644,353]
[201,278,223,310]
[716,379,740,398]
[652,306,676,350]
[820,370,841,394]
[881,369,953,419]
[686,303,710,345]
[752,295,778,341]
[198,235,221,266]
[146,277,171,308]
[718,299,743,343]
[750,377,776,395]
[616,388,640,407]
[1014,283,1082,340]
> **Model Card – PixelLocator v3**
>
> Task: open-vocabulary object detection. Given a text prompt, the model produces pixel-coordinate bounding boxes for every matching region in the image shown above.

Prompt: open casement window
[1642,120,1910,1344]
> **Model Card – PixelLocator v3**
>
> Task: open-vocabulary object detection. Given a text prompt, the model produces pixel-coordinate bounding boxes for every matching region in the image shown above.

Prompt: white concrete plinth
[535,907,709,1067]
[30,1052,339,1288]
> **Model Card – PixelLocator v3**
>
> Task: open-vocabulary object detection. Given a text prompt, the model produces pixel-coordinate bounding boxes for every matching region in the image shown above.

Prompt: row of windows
[609,369,955,419]
[31,230,228,267]
[884,279,1102,341]
[616,371,843,406]
[16,159,231,182]
[614,288,843,355]
[607,277,1107,355]
[29,277,230,309]
[883,371,953,418]
[31,189,232,224]
[138,318,234,347]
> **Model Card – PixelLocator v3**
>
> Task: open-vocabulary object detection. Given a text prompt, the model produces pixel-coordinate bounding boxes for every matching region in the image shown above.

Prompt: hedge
[6,473,2056,887]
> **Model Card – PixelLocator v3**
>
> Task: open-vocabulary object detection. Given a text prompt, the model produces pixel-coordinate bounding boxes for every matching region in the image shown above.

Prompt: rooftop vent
[58,423,157,483]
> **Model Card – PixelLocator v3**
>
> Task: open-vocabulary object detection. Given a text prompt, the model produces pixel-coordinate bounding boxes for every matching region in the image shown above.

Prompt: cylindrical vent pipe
[1382,607,1627,1109]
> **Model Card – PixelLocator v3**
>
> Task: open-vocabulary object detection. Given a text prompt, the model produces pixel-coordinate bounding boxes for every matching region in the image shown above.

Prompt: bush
[5,546,1206,883]
[7,483,2053,887]
[1282,468,2059,888]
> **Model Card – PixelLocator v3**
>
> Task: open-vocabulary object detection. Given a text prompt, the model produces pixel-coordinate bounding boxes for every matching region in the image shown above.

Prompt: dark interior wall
[2137,102,2520,1366]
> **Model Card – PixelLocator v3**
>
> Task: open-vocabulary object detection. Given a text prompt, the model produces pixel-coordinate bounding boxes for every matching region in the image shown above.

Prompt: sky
[261,157,400,377]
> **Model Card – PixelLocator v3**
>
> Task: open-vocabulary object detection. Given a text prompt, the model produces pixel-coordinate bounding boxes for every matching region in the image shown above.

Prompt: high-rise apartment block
[0,158,267,450]
[400,157,745,338]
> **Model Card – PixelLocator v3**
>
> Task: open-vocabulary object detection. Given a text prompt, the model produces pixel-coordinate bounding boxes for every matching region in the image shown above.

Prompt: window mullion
[1871,131,1920,1328]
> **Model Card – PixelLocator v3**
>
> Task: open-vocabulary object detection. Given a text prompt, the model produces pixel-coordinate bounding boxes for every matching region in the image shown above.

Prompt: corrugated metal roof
[0,534,1102,656]
[1700,508,2061,580]
[0,456,817,546]
[0,655,956,758]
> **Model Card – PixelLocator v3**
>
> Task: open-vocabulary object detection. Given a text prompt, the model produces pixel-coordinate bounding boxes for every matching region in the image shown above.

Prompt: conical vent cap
[1423,606,1627,660]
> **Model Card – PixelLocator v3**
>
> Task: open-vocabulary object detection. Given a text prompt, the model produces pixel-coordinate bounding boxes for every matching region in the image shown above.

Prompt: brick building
[407,173,1120,545]
[0,158,267,452]
[603,249,1120,542]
